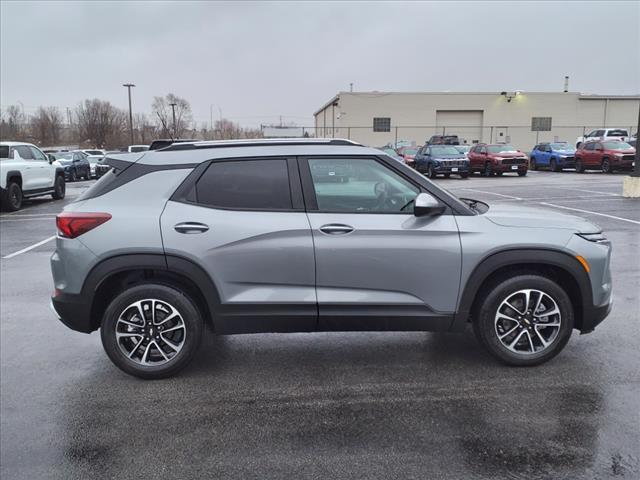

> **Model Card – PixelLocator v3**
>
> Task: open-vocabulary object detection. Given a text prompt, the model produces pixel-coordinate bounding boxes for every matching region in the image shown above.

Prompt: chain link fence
[303,125,638,151]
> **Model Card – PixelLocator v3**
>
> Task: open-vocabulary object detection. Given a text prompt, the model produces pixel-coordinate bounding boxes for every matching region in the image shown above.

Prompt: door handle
[174,222,209,234]
[319,224,354,235]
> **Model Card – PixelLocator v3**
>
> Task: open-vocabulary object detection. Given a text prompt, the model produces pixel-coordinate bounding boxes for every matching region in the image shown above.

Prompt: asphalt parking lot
[1,171,639,479]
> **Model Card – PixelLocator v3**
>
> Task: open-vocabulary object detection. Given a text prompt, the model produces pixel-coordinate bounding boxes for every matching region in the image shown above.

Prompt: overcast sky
[1,1,639,127]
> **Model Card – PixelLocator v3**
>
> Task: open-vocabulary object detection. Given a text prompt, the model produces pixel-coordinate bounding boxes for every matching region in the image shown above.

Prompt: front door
[160,157,316,334]
[300,156,462,331]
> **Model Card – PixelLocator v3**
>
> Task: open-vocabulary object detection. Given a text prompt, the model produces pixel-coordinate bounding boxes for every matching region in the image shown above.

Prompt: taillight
[56,212,111,239]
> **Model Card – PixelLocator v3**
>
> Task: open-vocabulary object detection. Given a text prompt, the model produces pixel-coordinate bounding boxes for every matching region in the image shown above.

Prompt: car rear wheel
[529,158,537,170]
[473,274,574,366]
[100,283,204,379]
[601,158,613,174]
[51,175,65,200]
[70,170,77,182]
[575,158,585,173]
[483,162,493,177]
[1,181,23,212]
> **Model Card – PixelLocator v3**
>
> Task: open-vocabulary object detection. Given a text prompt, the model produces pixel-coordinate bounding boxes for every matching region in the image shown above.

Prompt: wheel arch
[452,248,592,332]
[5,170,22,187]
[84,254,220,332]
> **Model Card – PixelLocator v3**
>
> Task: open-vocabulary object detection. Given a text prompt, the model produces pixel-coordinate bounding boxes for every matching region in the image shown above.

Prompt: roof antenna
[156,111,174,141]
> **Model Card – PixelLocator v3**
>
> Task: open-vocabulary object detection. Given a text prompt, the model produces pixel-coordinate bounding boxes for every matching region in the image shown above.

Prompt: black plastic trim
[5,170,21,185]
[163,139,362,151]
[451,248,597,332]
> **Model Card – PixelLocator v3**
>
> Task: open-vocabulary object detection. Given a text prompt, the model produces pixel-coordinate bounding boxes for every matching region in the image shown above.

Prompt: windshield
[53,153,73,160]
[56,159,71,165]
[603,141,632,150]
[551,142,572,150]
[402,148,418,156]
[431,146,462,155]
[84,150,103,155]
[488,145,518,153]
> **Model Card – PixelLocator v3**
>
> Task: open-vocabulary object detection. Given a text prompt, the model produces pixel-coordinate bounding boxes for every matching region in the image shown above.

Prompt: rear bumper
[50,293,94,333]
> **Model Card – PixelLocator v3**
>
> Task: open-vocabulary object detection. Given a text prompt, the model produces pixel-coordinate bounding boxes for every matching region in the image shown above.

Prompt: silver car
[50,139,612,378]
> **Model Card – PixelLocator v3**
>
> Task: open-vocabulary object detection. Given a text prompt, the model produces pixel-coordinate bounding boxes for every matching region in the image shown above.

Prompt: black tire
[443,173,451,178]
[483,162,493,177]
[51,175,66,200]
[460,172,469,179]
[1,181,23,212]
[550,158,558,172]
[472,274,574,366]
[495,170,503,176]
[575,158,585,173]
[100,283,204,379]
[576,142,582,149]
[530,158,537,171]
[517,170,527,177]
[70,169,77,182]
[428,164,437,179]
[601,158,613,174]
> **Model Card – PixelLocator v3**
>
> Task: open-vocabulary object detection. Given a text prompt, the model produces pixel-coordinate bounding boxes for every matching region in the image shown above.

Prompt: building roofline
[313,94,340,116]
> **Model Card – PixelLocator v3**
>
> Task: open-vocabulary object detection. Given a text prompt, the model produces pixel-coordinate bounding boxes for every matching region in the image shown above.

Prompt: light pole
[169,102,177,138]
[122,83,135,145]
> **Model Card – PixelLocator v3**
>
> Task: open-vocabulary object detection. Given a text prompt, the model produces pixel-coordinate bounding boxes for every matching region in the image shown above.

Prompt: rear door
[12,145,39,191]
[160,157,317,333]
[300,155,461,331]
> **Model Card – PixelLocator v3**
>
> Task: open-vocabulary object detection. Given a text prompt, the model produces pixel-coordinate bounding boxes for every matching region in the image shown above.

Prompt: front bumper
[432,164,470,174]
[495,163,528,172]
[580,298,612,334]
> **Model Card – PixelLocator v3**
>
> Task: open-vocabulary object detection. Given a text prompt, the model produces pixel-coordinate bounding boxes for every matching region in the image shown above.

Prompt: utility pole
[633,104,640,178]
[122,83,135,145]
[349,83,353,93]
[169,103,177,138]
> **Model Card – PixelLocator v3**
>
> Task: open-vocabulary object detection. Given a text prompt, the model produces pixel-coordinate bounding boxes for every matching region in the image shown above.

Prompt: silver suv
[50,139,612,379]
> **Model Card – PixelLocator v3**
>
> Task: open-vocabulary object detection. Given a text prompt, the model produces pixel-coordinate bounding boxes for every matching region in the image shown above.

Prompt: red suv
[575,140,636,173]
[468,144,528,177]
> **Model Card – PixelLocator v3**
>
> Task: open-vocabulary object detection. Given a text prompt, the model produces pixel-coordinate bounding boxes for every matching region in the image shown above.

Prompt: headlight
[577,232,609,243]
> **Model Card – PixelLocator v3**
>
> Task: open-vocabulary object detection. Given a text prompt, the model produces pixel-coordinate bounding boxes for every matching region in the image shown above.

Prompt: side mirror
[414,193,445,217]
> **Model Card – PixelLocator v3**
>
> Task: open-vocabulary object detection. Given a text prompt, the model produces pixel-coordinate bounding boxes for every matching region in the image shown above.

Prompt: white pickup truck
[575,128,631,148]
[0,141,66,212]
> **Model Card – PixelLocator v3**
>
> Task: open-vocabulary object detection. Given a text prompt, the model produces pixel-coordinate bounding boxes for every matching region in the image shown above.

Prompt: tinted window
[0,146,9,158]
[584,143,595,151]
[15,145,34,159]
[308,158,418,213]
[196,159,292,210]
[594,130,605,137]
[607,129,628,137]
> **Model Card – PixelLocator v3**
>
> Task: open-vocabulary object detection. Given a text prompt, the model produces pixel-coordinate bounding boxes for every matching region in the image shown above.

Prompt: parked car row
[530,139,636,173]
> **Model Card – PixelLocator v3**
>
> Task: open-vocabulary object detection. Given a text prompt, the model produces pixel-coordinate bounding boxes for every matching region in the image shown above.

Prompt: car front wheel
[428,164,437,179]
[575,158,585,173]
[100,283,204,379]
[602,158,613,174]
[473,274,574,366]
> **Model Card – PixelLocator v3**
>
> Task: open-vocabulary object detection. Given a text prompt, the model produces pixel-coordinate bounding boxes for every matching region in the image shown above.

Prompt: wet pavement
[1,172,639,479]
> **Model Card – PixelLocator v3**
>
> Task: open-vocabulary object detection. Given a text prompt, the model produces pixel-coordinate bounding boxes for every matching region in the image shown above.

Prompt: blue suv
[529,142,576,172]
[414,145,470,179]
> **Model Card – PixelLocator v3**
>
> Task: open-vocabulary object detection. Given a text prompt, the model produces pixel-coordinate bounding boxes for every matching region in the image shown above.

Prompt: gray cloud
[1,1,639,127]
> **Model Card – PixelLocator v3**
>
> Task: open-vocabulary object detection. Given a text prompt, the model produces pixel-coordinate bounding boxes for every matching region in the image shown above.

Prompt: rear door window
[607,129,627,137]
[195,159,292,210]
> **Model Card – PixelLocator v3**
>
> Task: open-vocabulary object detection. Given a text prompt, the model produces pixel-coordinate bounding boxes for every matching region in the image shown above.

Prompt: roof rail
[161,138,362,151]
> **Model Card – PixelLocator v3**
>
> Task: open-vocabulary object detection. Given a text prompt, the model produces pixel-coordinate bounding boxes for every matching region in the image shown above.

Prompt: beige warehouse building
[314,91,639,150]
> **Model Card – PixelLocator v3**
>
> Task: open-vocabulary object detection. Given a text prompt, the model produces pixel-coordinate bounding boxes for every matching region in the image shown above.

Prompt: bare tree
[76,99,127,148]
[209,118,262,140]
[0,105,26,140]
[29,107,63,146]
[152,93,192,138]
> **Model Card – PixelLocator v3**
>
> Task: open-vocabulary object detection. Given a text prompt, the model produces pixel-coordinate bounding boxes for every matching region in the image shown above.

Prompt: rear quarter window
[195,159,292,210]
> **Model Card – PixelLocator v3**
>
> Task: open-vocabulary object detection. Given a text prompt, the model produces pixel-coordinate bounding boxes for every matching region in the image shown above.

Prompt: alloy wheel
[494,289,561,355]
[115,299,186,366]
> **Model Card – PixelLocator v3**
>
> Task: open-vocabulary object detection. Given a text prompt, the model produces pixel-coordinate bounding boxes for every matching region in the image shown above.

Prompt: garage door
[435,110,483,144]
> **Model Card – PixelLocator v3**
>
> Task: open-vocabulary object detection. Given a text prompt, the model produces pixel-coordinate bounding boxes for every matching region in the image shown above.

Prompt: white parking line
[1,235,56,259]
[562,187,621,197]
[540,203,640,225]
[459,188,522,200]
